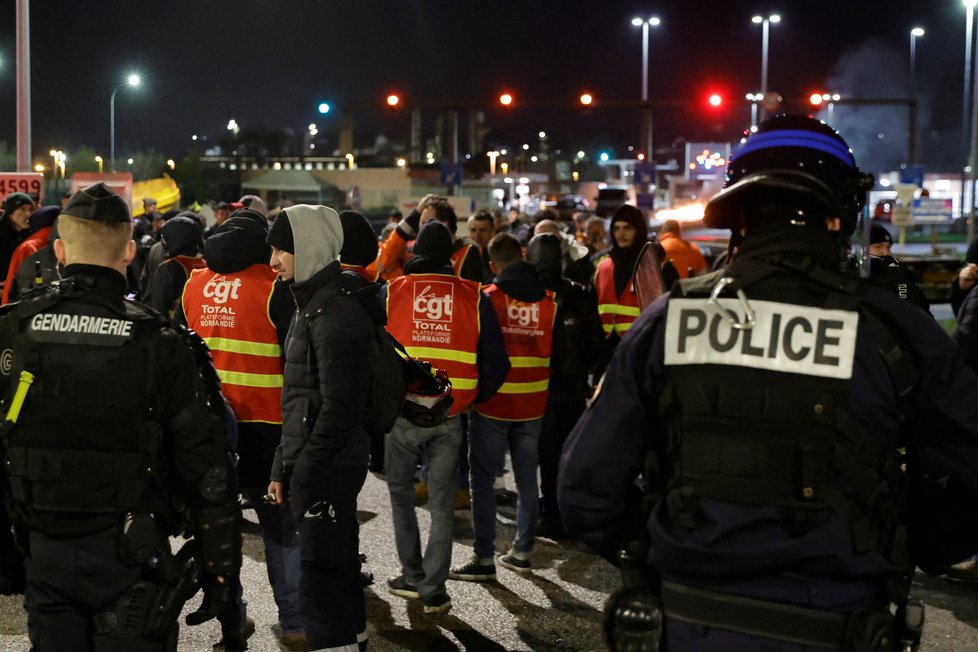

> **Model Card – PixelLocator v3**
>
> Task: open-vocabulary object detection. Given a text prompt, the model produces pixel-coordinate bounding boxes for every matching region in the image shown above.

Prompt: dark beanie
[28,205,60,232]
[266,214,294,253]
[339,210,378,267]
[161,215,203,257]
[229,208,269,234]
[870,223,893,246]
[412,221,453,265]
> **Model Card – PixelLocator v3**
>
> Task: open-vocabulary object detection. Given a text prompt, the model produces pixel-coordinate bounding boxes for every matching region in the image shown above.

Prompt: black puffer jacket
[271,261,382,484]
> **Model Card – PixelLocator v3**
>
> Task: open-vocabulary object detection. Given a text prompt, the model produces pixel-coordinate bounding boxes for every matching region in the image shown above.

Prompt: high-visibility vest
[595,255,640,337]
[476,284,556,421]
[451,242,477,277]
[386,272,481,415]
[181,265,283,424]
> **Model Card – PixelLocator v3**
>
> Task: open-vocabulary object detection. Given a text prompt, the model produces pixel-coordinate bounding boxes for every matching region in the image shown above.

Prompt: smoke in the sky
[823,38,963,173]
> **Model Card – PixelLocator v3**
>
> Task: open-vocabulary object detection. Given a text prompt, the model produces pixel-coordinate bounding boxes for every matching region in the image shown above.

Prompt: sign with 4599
[0,173,44,204]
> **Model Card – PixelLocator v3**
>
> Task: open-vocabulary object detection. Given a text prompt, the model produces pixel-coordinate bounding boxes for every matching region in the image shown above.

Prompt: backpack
[363,326,406,438]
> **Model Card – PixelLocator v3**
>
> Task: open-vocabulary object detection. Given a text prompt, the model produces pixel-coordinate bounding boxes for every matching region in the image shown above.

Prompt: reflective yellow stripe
[602,323,614,334]
[217,369,284,388]
[451,377,478,390]
[614,322,634,334]
[404,346,477,365]
[598,304,640,317]
[205,337,281,358]
[498,379,549,394]
[508,356,550,368]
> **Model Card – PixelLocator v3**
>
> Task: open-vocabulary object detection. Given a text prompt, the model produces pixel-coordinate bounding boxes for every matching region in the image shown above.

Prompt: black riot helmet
[526,232,563,283]
[704,115,874,236]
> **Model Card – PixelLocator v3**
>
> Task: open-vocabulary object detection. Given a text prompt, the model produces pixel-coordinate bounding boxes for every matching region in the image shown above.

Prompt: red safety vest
[451,243,476,277]
[476,284,556,421]
[386,273,482,416]
[181,265,283,424]
[594,255,640,337]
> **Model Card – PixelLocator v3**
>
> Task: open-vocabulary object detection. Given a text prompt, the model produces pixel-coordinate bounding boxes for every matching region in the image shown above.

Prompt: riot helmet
[704,115,874,236]
[526,232,563,283]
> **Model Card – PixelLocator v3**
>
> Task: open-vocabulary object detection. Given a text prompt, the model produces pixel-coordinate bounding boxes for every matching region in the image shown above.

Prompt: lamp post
[909,27,925,99]
[752,13,781,121]
[110,73,141,172]
[95,155,103,174]
[631,15,661,160]
[965,1,978,241]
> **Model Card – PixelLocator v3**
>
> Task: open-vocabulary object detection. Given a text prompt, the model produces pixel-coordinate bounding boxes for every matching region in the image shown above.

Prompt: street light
[909,27,925,99]
[110,73,141,172]
[965,0,977,241]
[631,15,661,158]
[752,13,781,121]
[94,155,103,174]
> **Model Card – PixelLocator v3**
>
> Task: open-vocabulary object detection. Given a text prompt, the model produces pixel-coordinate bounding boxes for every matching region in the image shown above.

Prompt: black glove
[185,572,236,626]
[396,210,422,240]
[603,587,662,652]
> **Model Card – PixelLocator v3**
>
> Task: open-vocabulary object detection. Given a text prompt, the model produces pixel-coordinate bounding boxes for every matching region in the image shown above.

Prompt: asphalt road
[0,470,974,651]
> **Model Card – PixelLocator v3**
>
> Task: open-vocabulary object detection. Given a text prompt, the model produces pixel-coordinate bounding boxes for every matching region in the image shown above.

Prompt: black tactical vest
[1,283,174,538]
[656,260,913,601]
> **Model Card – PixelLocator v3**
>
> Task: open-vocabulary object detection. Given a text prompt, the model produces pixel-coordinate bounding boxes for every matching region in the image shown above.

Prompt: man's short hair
[487,232,523,267]
[585,215,605,229]
[57,214,133,263]
[469,209,494,227]
[661,219,681,236]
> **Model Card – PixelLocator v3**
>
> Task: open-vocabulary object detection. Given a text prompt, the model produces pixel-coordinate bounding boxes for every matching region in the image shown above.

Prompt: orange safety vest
[451,242,476,277]
[386,272,482,416]
[594,255,640,337]
[181,265,283,424]
[476,285,556,421]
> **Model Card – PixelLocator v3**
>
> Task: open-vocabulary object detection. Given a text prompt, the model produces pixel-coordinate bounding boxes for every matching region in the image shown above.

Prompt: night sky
[0,1,966,172]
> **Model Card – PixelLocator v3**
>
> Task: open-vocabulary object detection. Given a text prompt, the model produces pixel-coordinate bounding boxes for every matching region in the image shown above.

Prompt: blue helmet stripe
[733,129,855,167]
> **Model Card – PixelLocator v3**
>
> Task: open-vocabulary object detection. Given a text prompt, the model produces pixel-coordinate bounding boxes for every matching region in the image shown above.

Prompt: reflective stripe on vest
[451,243,475,277]
[182,265,284,424]
[475,284,555,421]
[387,273,482,415]
[595,256,640,336]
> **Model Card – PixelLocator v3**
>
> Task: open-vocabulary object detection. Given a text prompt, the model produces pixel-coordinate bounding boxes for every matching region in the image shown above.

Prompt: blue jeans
[245,486,302,635]
[385,415,462,599]
[468,412,541,559]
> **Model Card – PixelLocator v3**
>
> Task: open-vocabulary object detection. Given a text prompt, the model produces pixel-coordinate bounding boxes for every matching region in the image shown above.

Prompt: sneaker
[387,575,421,599]
[947,558,978,582]
[449,554,496,581]
[422,592,452,614]
[498,550,532,575]
[213,616,256,651]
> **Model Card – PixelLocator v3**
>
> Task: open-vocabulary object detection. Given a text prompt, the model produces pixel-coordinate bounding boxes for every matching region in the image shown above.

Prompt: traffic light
[317,102,331,115]
[499,92,514,107]
[580,92,593,106]
[386,93,400,108]
[707,93,723,108]
[809,92,824,108]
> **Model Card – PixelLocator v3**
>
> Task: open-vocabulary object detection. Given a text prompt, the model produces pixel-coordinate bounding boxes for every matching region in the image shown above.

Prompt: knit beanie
[266,214,294,253]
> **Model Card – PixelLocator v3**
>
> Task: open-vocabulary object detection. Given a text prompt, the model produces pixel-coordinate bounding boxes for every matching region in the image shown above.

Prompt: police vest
[476,285,556,421]
[387,273,481,415]
[595,256,640,337]
[182,265,283,424]
[0,285,177,538]
[656,262,912,602]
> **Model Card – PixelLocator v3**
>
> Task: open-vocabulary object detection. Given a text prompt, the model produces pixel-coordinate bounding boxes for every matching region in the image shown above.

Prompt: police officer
[0,182,242,651]
[558,116,978,651]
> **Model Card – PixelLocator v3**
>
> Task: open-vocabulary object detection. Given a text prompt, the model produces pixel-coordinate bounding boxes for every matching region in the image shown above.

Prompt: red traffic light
[386,93,400,108]
[809,92,824,107]
[580,92,593,106]
[499,92,514,106]
[708,93,723,108]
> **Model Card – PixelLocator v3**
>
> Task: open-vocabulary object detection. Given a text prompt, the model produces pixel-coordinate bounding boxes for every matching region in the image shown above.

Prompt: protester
[2,206,60,304]
[658,219,708,279]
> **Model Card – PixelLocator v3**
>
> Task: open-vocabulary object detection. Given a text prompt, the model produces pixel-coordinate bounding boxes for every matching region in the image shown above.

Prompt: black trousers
[25,527,176,652]
[292,463,368,651]
[539,391,586,523]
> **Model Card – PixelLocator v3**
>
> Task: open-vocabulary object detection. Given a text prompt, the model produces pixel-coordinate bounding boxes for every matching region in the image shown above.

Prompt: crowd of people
[1,113,978,652]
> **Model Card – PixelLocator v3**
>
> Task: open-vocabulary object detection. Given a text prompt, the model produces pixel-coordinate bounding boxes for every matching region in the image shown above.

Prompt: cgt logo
[203,276,242,304]
[507,300,539,328]
[413,282,455,322]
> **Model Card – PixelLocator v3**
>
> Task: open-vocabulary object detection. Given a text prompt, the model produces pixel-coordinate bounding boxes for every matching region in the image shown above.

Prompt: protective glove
[185,572,236,626]
[603,587,662,652]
